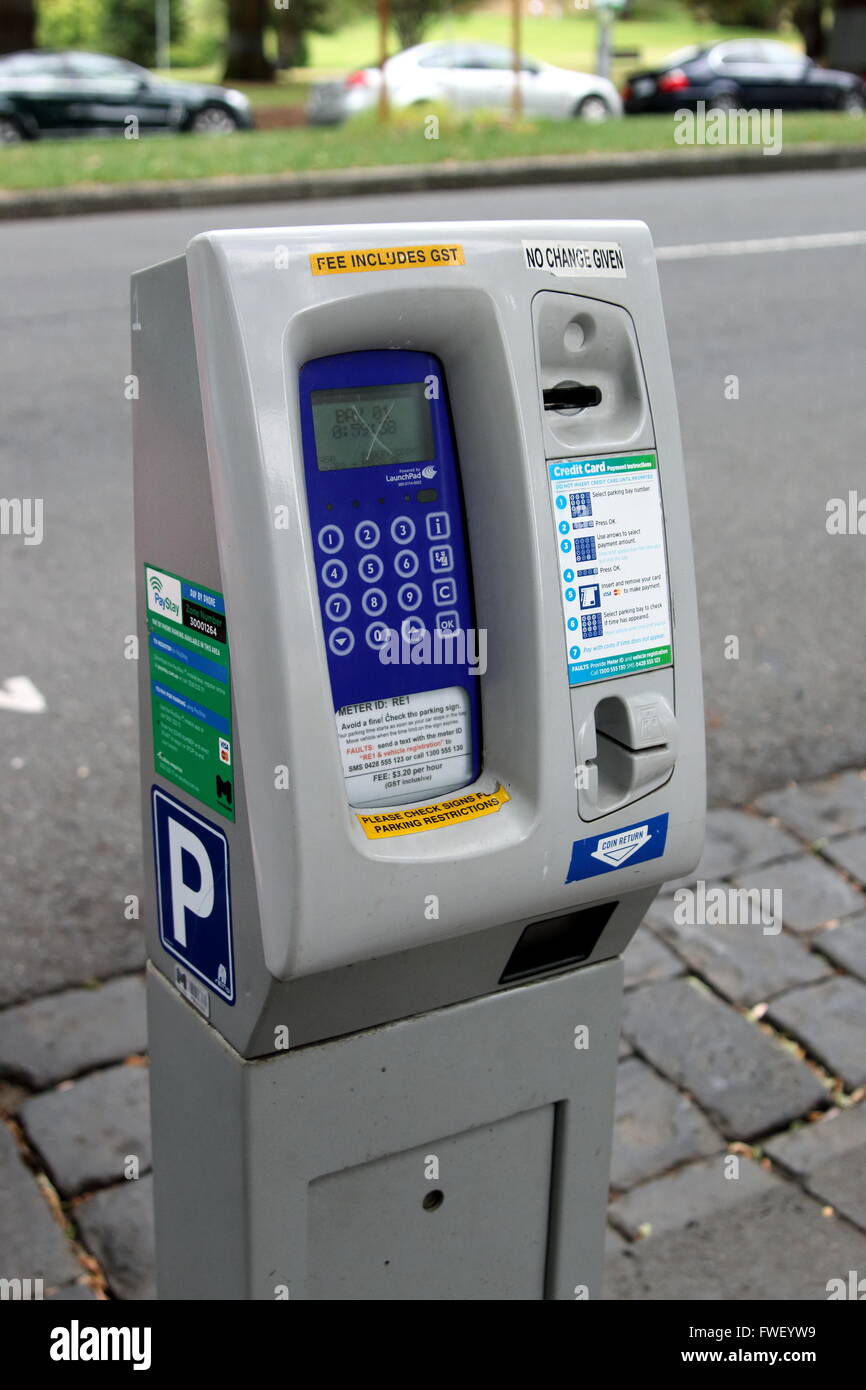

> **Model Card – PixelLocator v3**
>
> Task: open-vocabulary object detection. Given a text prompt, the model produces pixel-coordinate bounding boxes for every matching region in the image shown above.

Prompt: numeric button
[366,621,393,651]
[325,593,351,622]
[321,559,347,589]
[355,520,380,550]
[398,583,423,612]
[358,554,384,583]
[361,588,387,616]
[394,549,419,578]
[317,524,344,554]
[391,516,415,544]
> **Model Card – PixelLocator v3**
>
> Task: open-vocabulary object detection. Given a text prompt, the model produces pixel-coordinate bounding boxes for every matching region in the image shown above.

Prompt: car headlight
[223,88,251,110]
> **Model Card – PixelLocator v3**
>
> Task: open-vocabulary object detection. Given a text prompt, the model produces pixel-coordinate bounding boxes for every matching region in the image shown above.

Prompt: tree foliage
[682,0,784,30]
[273,0,339,70]
[101,0,186,66]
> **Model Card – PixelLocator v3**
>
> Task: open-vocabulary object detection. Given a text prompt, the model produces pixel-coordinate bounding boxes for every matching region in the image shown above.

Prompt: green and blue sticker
[145,565,234,821]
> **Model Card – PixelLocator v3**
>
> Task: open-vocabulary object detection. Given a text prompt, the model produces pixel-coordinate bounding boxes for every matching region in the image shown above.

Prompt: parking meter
[132,220,705,1300]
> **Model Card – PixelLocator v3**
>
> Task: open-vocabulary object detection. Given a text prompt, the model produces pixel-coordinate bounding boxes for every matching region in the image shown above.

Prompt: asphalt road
[1,167,865,1001]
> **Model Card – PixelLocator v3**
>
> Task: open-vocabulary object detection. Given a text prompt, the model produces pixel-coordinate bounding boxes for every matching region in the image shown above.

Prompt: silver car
[307,41,622,125]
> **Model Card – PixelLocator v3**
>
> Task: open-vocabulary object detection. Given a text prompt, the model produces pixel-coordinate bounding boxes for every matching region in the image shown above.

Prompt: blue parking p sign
[152,787,234,1004]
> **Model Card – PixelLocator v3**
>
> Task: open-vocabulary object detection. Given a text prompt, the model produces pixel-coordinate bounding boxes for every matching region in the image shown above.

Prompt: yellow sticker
[357,784,510,839]
[309,244,465,276]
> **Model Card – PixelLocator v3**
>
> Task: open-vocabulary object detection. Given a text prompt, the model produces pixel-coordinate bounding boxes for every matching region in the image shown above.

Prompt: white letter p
[168,821,214,947]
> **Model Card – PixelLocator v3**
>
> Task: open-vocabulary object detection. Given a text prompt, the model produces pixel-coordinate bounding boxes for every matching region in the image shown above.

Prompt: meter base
[147,954,623,1301]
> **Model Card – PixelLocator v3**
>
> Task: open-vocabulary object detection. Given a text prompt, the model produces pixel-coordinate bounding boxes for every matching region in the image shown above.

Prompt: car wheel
[707,91,739,113]
[576,94,611,123]
[0,116,24,144]
[839,90,866,116]
[189,105,240,135]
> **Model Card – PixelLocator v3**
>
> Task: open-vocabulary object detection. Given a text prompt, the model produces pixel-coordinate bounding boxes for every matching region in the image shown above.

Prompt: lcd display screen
[311,381,434,471]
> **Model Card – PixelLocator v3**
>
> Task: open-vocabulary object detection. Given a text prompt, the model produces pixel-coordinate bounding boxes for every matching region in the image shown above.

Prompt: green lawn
[1,110,863,194]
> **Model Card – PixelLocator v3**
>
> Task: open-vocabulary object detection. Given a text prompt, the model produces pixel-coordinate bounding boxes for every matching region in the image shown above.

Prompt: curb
[0,142,865,221]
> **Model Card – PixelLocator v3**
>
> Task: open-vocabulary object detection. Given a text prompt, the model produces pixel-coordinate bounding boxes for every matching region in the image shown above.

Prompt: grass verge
[0,110,864,195]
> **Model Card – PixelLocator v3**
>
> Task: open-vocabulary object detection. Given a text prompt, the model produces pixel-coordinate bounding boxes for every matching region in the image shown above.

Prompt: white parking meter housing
[133,220,705,1300]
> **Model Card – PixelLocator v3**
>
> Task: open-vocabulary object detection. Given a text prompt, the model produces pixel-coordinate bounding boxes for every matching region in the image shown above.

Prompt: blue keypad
[315,504,466,669]
[581,612,603,639]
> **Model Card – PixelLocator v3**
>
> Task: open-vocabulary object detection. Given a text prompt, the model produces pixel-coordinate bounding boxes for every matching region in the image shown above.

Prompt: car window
[65,53,142,79]
[0,53,67,77]
[417,46,462,70]
[660,46,704,67]
[715,43,765,65]
[467,46,517,71]
[758,42,806,65]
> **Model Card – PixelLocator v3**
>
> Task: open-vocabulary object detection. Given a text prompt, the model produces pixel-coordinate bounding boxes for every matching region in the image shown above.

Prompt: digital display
[311,382,434,471]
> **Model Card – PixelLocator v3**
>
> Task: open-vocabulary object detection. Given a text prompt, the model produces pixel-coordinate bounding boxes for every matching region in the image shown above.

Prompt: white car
[307,41,622,125]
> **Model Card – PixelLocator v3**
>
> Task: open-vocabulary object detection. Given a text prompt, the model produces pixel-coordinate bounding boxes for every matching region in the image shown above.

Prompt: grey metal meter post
[132,220,705,1301]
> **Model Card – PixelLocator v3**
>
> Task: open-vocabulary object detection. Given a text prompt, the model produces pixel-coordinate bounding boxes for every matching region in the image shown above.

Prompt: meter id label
[337,686,472,808]
[547,453,672,686]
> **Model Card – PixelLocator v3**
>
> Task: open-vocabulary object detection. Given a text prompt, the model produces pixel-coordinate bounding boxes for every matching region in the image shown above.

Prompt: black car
[623,40,866,115]
[0,50,254,142]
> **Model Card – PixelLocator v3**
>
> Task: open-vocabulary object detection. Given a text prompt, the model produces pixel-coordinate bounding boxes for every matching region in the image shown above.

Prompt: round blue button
[567,617,579,631]
[563,569,575,583]
[558,521,570,535]
[358,554,384,583]
[555,496,567,510]
[321,559,347,589]
[565,588,576,602]
[398,583,422,612]
[395,549,419,578]
[325,593,350,622]
[318,524,344,555]
[569,645,581,659]
[560,540,573,554]
[361,588,387,616]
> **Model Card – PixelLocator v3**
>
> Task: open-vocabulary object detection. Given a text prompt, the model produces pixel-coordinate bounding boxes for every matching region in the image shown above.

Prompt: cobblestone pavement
[2,771,866,1301]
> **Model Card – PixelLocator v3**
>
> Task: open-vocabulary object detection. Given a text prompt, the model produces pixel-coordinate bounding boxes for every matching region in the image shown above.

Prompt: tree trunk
[792,0,826,61]
[0,0,35,56]
[224,0,274,82]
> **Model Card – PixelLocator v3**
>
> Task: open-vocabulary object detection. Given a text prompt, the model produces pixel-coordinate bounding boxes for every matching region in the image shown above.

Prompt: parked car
[0,50,254,142]
[307,41,622,125]
[623,40,866,114]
